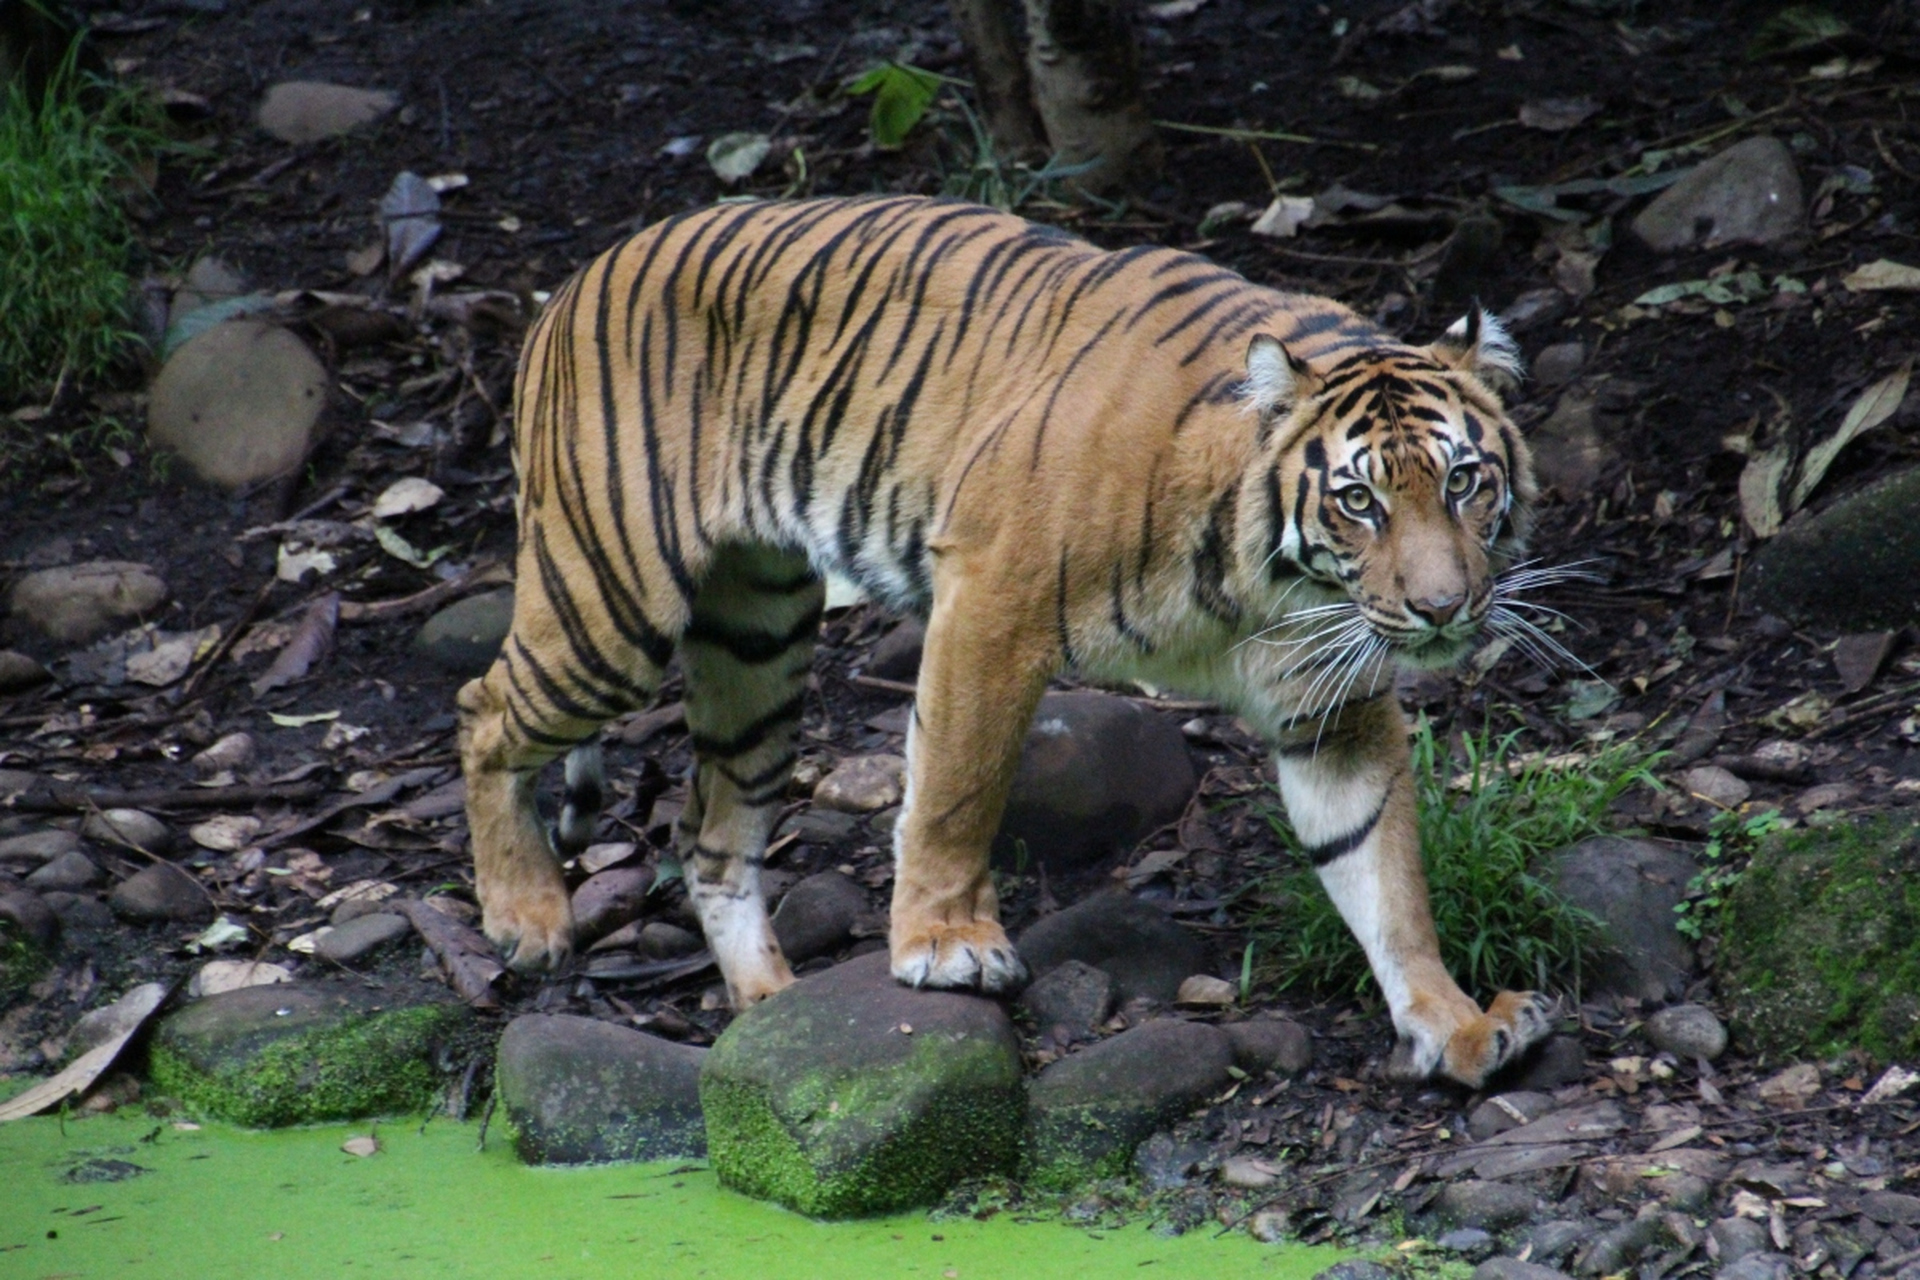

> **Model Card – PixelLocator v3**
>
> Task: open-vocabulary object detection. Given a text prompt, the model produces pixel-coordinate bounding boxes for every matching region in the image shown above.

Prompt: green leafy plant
[0,43,163,405]
[1252,718,1659,999]
[1673,806,1786,940]
[936,95,1103,213]
[844,62,942,150]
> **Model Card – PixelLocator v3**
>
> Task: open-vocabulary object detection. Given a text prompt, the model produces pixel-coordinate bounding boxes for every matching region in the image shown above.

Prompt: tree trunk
[946,0,1046,161]
[1021,0,1161,197]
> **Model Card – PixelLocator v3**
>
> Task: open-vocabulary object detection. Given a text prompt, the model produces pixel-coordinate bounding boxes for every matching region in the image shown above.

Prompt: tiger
[456,194,1560,1087]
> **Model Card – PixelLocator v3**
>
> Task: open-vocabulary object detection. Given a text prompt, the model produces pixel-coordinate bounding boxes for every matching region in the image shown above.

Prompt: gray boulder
[314,912,412,965]
[257,81,398,144]
[1434,1179,1546,1231]
[1466,1090,1557,1140]
[699,951,1023,1216]
[1026,1018,1233,1188]
[0,650,50,692]
[770,870,866,963]
[1548,836,1699,1001]
[1644,1003,1728,1061]
[82,807,171,853]
[0,889,60,951]
[109,863,212,924]
[1016,891,1209,1003]
[1717,1255,1794,1280]
[867,619,925,681]
[496,1014,706,1164]
[9,561,167,644]
[148,981,469,1126]
[25,849,101,891]
[1222,1018,1313,1076]
[1474,1261,1574,1280]
[147,320,328,489]
[1018,958,1116,1036]
[1750,467,1920,630]
[1631,137,1803,251]
[416,589,514,676]
[0,828,81,864]
[1710,1217,1771,1264]
[996,692,1197,870]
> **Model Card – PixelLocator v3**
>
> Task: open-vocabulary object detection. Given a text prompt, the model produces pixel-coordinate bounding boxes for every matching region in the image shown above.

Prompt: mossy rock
[1024,1019,1233,1191]
[1749,466,1920,630]
[699,952,1024,1218]
[148,981,473,1126]
[1719,817,1920,1061]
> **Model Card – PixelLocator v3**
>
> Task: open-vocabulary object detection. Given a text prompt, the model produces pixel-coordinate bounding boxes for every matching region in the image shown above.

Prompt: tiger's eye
[1338,484,1374,515]
[1446,464,1477,496]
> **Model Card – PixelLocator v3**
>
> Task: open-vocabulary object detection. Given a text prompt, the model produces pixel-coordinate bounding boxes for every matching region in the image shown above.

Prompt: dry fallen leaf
[1842,259,1920,292]
[1518,96,1601,131]
[342,1135,380,1157]
[189,814,264,852]
[371,476,445,519]
[1250,194,1315,239]
[1789,362,1911,511]
[0,983,169,1122]
[252,594,339,696]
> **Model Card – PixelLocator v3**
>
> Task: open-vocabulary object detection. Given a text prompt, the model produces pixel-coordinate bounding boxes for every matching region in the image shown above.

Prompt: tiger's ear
[1431,307,1524,384]
[1242,334,1316,416]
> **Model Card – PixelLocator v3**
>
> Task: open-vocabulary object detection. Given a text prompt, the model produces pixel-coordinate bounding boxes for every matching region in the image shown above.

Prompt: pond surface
[0,1110,1343,1279]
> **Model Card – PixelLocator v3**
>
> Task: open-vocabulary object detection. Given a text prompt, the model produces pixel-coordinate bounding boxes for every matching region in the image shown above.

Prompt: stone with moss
[1025,1018,1233,1190]
[147,980,473,1126]
[699,951,1024,1218]
[1719,817,1920,1061]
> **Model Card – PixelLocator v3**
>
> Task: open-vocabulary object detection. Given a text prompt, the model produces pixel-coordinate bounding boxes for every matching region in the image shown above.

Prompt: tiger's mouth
[1378,619,1483,669]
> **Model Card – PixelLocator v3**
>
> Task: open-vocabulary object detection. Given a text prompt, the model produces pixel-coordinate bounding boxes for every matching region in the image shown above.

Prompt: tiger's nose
[1408,593,1465,626]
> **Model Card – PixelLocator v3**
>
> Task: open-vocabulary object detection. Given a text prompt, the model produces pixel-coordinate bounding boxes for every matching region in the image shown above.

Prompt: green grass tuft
[1251,717,1657,1000]
[0,48,160,405]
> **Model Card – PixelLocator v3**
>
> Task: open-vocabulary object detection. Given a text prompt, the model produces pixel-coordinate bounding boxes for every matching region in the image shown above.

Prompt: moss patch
[0,934,50,1011]
[703,1024,1024,1217]
[147,982,474,1126]
[698,952,1025,1218]
[1719,816,1920,1061]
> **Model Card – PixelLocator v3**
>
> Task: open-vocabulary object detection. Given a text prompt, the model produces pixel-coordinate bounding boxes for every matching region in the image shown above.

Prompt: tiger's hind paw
[480,879,576,974]
[1390,989,1559,1089]
[891,920,1028,995]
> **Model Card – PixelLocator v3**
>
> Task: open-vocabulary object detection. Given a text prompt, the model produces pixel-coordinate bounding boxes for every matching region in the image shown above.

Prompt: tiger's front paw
[479,872,576,974]
[891,919,1028,994]
[1389,989,1559,1089]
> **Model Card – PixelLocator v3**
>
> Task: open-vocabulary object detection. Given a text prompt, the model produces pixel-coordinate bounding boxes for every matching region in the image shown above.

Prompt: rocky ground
[4,0,1920,1270]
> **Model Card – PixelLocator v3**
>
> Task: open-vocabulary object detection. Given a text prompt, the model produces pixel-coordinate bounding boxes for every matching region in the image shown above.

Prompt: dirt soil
[5,0,1920,1253]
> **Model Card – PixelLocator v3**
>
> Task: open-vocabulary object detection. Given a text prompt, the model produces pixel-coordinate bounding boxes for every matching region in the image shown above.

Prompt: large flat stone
[257,81,398,143]
[496,1014,706,1164]
[1750,466,1920,630]
[9,561,167,644]
[699,951,1023,1217]
[147,320,327,489]
[996,692,1197,870]
[1015,891,1209,1003]
[148,981,469,1126]
[1025,1018,1233,1188]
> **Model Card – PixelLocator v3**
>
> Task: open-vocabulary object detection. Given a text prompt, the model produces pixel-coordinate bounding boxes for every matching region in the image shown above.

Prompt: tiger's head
[1238,309,1536,673]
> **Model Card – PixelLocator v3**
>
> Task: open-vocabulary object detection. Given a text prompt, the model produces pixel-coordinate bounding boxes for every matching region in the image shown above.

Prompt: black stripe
[1304,785,1391,866]
[683,602,824,665]
[689,690,807,758]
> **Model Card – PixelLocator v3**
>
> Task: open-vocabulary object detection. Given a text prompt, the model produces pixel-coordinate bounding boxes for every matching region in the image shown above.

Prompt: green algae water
[0,1110,1342,1279]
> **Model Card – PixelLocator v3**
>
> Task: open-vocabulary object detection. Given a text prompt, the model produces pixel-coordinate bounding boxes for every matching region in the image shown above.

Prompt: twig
[172,578,277,704]
[394,897,504,1009]
[337,559,512,624]
[1156,119,1380,153]
[7,780,327,815]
